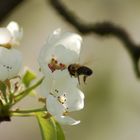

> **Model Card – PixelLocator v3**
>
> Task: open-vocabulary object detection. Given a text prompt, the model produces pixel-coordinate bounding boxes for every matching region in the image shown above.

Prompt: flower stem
[12,77,44,106]
[11,112,35,117]
[10,107,46,117]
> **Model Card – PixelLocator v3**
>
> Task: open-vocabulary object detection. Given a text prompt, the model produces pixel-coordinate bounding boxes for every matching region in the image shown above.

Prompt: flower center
[48,58,66,72]
[49,90,68,111]
[50,90,67,105]
[57,94,67,104]
[63,111,69,116]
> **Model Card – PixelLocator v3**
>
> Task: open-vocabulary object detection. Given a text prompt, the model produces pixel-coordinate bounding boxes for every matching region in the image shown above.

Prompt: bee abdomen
[77,66,93,76]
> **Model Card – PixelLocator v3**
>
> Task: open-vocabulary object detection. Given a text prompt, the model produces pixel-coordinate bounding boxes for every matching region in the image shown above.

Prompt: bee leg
[77,75,80,85]
[83,75,87,84]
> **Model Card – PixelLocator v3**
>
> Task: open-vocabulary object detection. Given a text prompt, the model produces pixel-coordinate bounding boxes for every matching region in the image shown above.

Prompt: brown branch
[0,0,24,22]
[49,0,140,77]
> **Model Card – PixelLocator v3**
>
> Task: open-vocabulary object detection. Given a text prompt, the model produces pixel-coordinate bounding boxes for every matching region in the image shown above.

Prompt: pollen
[59,63,66,70]
[63,111,69,116]
[48,58,66,72]
[57,95,67,104]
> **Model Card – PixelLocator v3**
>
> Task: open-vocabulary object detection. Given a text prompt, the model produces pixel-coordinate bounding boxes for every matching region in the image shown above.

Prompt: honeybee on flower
[38,29,90,125]
[47,57,93,84]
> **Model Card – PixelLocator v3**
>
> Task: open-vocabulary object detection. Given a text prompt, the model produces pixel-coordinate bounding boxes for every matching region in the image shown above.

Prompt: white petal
[54,31,82,56]
[53,69,78,90]
[38,29,82,68]
[40,77,53,97]
[38,44,53,76]
[47,94,65,116]
[47,28,62,45]
[0,28,11,45]
[38,44,54,96]
[0,47,22,81]
[66,88,84,111]
[53,44,80,64]
[7,21,23,46]
[48,29,82,56]
[55,115,80,125]
[50,71,84,111]
[40,70,78,96]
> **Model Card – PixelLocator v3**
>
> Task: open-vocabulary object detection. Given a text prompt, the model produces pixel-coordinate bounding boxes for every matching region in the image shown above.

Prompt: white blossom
[38,29,84,125]
[46,87,84,125]
[0,28,11,45]
[7,21,23,47]
[0,21,23,81]
[0,47,22,81]
[38,29,82,93]
[41,77,84,125]
[38,28,82,76]
[0,21,23,48]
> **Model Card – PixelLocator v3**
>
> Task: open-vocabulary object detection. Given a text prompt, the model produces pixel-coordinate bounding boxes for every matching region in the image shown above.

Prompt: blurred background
[1,0,140,140]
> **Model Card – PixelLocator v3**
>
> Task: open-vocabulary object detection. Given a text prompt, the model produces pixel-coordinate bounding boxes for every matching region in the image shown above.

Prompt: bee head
[67,64,78,76]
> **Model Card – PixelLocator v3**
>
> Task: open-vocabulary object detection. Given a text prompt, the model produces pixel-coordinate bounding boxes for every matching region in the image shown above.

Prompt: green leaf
[22,70,36,87]
[28,90,37,96]
[0,81,7,103]
[55,120,65,140]
[36,112,65,140]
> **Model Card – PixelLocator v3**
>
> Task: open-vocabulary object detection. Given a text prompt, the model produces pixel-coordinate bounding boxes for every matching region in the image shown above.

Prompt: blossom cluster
[0,22,85,125]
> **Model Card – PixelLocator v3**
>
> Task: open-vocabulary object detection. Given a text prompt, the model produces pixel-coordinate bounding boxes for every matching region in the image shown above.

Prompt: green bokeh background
[1,0,140,140]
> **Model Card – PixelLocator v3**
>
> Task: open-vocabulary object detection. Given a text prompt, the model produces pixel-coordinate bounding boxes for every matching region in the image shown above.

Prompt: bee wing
[79,46,94,65]
[79,54,96,68]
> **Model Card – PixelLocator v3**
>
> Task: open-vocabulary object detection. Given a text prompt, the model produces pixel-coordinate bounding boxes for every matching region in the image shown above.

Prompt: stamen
[48,58,67,72]
[63,111,69,116]
[51,58,55,61]
[14,82,19,92]
[49,92,56,97]
[48,64,55,72]
[55,89,59,93]
[59,63,66,70]
[57,95,67,104]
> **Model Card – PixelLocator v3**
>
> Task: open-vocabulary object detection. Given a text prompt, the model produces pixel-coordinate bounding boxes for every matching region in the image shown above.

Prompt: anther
[55,89,59,93]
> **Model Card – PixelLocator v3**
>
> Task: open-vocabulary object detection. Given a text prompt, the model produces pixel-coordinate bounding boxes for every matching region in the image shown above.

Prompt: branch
[49,0,140,77]
[0,0,24,22]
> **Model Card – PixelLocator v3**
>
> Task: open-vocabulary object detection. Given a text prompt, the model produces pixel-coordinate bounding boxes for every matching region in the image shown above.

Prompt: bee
[68,64,93,84]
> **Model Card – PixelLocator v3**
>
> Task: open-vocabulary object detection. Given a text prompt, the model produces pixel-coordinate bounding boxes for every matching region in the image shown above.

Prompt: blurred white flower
[0,28,11,46]
[38,29,84,125]
[0,21,23,81]
[0,47,22,81]
[0,21,23,48]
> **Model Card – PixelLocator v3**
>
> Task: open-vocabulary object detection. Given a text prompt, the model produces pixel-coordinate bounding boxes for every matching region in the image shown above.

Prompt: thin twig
[49,0,140,77]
